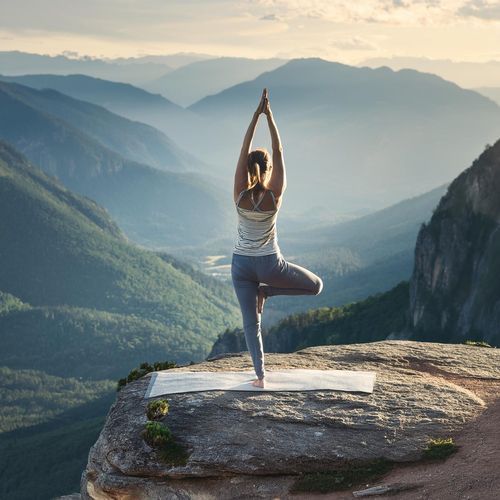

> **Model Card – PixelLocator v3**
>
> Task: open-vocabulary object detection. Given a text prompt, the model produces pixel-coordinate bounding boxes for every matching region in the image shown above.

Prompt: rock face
[81,340,500,499]
[409,138,500,345]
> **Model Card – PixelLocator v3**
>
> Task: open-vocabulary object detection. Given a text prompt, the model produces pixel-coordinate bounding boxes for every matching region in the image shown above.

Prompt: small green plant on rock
[117,360,178,391]
[290,458,393,493]
[423,437,457,460]
[143,421,172,447]
[142,420,190,466]
[147,399,169,420]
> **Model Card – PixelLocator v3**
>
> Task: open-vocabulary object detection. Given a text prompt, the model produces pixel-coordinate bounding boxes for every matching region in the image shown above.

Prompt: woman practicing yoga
[231,88,324,388]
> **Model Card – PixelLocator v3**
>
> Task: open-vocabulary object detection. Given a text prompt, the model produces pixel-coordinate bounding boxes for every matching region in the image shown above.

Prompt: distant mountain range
[5,57,490,220]
[0,73,208,156]
[0,50,216,86]
[0,78,205,173]
[0,80,232,248]
[142,56,288,106]
[359,56,500,89]
[188,57,500,214]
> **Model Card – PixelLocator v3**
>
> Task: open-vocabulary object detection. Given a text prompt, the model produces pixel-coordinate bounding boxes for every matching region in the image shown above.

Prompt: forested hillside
[0,81,231,248]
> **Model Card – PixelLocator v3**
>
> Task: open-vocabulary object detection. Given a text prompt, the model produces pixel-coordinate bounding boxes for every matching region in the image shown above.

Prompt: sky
[1,0,500,63]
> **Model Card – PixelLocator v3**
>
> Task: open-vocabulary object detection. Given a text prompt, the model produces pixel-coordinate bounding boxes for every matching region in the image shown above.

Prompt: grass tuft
[423,437,457,460]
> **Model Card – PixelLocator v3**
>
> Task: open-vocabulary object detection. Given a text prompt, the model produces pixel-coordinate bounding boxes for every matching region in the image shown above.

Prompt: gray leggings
[231,251,323,379]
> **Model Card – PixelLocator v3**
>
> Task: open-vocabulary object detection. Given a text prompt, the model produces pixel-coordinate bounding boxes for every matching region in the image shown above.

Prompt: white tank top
[233,188,281,256]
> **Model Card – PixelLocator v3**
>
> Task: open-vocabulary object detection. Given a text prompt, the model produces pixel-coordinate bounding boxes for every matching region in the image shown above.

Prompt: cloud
[249,1,500,26]
[259,13,284,21]
[457,0,500,20]
[331,36,377,50]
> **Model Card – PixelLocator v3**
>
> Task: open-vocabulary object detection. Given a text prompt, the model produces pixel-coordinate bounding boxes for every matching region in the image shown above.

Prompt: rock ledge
[81,340,500,499]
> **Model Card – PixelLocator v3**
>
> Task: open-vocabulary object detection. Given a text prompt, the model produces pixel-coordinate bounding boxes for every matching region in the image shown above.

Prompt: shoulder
[267,188,283,208]
[234,186,249,204]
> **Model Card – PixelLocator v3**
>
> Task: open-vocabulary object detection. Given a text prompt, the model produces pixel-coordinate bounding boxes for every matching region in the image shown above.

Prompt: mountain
[0,73,211,157]
[230,183,446,324]
[0,79,202,173]
[107,52,216,70]
[0,81,232,248]
[408,138,500,346]
[188,57,500,214]
[474,87,500,107]
[359,56,500,89]
[284,183,449,263]
[0,140,240,372]
[142,56,288,106]
[0,50,215,86]
[0,50,173,86]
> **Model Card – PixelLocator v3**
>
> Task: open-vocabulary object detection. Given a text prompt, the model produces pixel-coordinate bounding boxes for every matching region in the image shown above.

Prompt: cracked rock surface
[81,340,499,499]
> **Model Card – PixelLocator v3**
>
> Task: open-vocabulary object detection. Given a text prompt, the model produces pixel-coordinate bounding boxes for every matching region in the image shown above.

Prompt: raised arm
[234,90,266,202]
[265,102,287,198]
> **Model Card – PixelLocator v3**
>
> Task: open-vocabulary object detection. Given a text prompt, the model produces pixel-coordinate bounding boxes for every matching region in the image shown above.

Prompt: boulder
[81,340,499,499]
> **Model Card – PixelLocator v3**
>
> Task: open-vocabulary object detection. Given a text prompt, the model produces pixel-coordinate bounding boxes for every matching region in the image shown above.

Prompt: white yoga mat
[144,369,376,398]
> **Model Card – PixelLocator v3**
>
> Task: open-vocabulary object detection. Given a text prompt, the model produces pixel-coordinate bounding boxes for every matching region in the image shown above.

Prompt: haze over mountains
[0,79,204,173]
[0,73,216,158]
[360,56,500,89]
[0,80,232,249]
[0,50,215,86]
[2,49,500,498]
[474,87,500,107]
[142,56,288,106]
[189,57,500,214]
[5,55,498,220]
[258,183,448,322]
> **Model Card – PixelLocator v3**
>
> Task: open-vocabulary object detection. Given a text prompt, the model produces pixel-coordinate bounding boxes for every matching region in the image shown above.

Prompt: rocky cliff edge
[80,340,500,499]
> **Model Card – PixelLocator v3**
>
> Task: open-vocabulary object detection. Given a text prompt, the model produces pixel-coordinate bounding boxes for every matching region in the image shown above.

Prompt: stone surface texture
[409,137,500,345]
[80,340,500,499]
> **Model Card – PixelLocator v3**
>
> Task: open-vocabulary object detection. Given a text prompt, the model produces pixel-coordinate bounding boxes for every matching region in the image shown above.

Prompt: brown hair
[247,148,272,191]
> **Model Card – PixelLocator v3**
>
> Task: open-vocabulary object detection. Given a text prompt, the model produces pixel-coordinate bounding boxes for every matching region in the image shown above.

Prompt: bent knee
[314,277,323,295]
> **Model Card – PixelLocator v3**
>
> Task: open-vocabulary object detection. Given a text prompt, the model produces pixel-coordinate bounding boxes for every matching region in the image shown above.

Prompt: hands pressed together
[255,88,272,117]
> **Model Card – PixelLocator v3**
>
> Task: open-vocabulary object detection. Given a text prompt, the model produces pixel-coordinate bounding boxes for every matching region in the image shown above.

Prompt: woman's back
[236,188,281,212]
[233,188,281,256]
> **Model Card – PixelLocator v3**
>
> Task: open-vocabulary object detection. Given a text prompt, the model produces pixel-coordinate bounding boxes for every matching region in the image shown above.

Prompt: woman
[231,88,324,388]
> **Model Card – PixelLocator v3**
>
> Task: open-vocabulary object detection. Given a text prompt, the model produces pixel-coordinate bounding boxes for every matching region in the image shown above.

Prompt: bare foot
[252,377,265,388]
[257,285,267,314]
